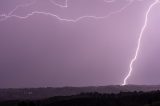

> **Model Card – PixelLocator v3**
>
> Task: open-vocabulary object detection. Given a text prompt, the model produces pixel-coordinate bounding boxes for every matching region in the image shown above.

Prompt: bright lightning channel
[122,0,160,86]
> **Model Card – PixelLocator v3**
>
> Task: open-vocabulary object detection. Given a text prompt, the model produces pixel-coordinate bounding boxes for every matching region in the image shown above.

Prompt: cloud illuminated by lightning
[122,0,160,86]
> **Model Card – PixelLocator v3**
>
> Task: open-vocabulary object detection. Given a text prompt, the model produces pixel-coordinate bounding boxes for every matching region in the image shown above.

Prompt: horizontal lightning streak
[122,0,160,86]
[0,0,132,22]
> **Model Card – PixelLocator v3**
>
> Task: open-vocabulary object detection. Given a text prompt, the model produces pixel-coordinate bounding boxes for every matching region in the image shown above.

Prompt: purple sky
[0,0,160,88]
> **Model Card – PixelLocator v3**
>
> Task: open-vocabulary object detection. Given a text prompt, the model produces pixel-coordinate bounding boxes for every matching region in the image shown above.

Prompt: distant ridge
[1,85,160,101]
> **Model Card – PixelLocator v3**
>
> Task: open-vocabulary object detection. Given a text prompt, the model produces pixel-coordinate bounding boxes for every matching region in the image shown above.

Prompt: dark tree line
[1,90,160,106]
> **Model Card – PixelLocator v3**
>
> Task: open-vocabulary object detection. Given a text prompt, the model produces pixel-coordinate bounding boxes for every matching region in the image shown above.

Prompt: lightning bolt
[0,0,132,22]
[0,0,37,21]
[122,0,160,86]
[49,0,68,8]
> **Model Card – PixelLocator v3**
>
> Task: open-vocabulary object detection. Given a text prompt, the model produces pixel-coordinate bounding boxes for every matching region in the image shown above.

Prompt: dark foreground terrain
[1,85,160,106]
[1,90,160,106]
[1,85,160,101]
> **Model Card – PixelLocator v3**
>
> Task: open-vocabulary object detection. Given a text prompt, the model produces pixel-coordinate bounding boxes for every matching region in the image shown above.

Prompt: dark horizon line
[1,84,160,89]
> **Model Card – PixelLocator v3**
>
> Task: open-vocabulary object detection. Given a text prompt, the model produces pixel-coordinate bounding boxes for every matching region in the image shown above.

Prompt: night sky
[0,0,160,88]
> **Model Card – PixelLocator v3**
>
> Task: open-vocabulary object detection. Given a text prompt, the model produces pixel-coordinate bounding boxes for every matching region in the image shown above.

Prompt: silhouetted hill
[1,85,160,101]
[1,90,160,106]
